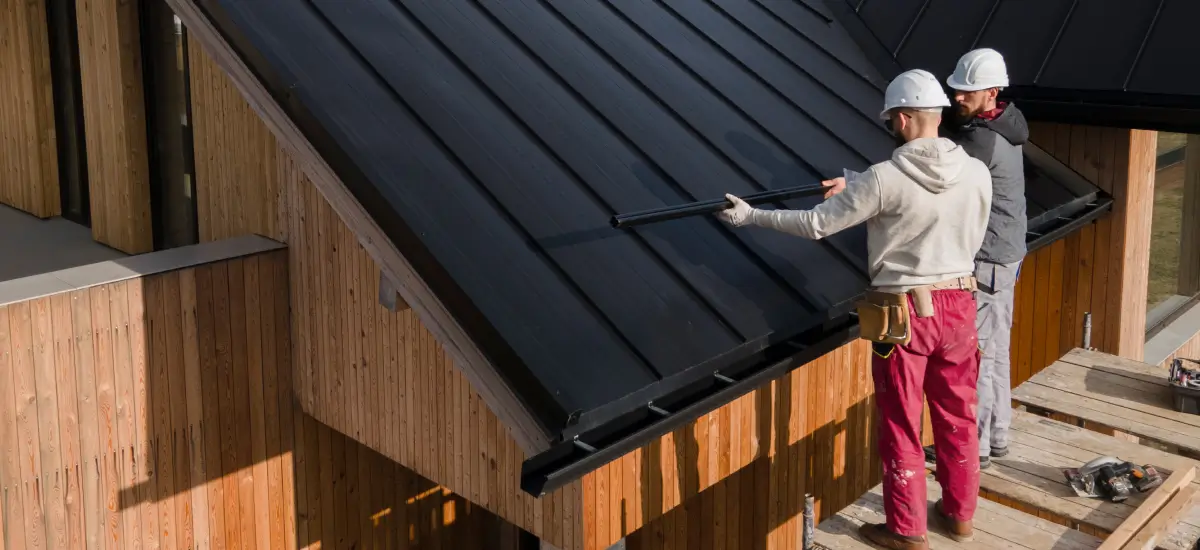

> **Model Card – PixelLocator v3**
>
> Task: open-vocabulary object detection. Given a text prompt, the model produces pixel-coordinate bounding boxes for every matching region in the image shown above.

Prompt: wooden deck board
[814,473,1103,549]
[1014,348,1200,458]
[936,408,1200,548]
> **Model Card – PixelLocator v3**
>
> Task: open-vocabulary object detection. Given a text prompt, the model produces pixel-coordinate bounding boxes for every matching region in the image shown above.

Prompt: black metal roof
[836,0,1200,132]
[193,0,1106,495]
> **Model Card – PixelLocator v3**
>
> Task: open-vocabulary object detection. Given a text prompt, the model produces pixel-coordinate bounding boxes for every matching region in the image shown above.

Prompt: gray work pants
[974,259,1021,456]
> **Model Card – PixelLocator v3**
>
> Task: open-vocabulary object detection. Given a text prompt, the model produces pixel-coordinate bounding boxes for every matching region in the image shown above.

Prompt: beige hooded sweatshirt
[748,137,992,291]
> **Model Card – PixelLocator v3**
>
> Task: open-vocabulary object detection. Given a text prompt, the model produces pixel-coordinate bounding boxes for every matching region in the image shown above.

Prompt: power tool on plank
[1063,456,1163,502]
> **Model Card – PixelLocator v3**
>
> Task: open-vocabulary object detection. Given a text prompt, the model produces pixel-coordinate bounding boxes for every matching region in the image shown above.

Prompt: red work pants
[871,289,980,538]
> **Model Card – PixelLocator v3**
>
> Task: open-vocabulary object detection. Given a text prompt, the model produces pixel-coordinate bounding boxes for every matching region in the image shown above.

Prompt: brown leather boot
[857,523,929,549]
[934,499,974,542]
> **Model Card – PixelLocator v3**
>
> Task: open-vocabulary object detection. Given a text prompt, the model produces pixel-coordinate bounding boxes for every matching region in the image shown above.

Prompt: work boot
[857,523,929,550]
[991,445,1010,458]
[980,456,991,469]
[934,499,974,542]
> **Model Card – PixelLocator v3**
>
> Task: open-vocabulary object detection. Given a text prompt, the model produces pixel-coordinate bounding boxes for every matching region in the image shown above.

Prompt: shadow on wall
[0,251,524,550]
[624,373,880,549]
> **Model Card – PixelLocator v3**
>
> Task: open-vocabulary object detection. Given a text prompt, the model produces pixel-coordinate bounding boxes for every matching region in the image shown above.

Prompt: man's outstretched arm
[717,170,882,239]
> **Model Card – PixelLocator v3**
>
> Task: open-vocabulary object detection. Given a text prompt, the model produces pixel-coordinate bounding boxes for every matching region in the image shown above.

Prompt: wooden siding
[0,0,60,218]
[74,0,153,253]
[0,249,523,550]
[1008,124,1157,386]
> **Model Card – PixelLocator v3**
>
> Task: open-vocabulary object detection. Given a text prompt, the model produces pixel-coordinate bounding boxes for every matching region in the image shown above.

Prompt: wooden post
[74,0,154,253]
[1179,135,1200,297]
[1106,129,1157,361]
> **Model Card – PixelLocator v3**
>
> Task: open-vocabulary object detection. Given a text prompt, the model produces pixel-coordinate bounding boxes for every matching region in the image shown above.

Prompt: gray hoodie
[944,103,1029,264]
[748,137,992,291]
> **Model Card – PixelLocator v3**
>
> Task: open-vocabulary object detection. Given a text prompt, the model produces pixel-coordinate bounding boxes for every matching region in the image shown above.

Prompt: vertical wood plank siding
[1016,123,1157,380]
[180,11,1157,548]
[0,250,523,550]
[0,0,60,217]
[73,0,153,253]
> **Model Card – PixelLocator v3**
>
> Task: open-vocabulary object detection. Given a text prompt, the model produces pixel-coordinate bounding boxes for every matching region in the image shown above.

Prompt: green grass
[1148,162,1184,308]
[1158,132,1188,155]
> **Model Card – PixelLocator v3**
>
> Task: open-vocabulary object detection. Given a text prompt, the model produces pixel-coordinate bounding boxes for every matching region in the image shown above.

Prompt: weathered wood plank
[814,477,1102,549]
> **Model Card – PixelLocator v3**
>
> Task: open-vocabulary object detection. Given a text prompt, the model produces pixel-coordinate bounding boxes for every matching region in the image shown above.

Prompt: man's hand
[716,193,754,227]
[822,177,846,199]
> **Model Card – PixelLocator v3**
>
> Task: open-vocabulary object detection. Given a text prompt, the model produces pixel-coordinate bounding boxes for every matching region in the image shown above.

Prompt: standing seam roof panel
[310,0,743,378]
[205,0,659,415]
[377,0,811,340]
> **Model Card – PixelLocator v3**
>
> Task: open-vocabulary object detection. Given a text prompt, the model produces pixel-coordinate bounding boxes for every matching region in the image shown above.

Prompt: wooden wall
[0,0,61,218]
[74,0,153,254]
[186,41,576,549]
[1008,124,1157,386]
[0,250,523,550]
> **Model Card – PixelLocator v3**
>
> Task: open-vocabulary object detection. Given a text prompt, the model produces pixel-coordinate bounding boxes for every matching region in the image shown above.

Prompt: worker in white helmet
[940,47,1029,473]
[717,69,991,549]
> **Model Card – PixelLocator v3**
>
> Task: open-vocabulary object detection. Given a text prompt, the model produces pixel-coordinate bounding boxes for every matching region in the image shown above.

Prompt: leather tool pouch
[909,287,936,318]
[855,290,912,346]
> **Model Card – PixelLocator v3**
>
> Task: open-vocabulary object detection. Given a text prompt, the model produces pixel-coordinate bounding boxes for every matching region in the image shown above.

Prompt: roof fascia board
[165,0,552,455]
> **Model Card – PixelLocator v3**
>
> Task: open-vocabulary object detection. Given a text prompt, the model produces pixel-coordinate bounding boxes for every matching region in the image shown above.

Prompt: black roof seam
[792,0,833,23]
[537,0,831,311]
[969,0,1002,50]
[304,0,666,380]
[748,0,885,92]
[707,0,886,135]
[650,0,877,169]
[892,0,931,58]
[383,0,749,345]
[1122,0,1166,92]
[1033,0,1078,85]
[471,0,815,327]
[629,0,871,285]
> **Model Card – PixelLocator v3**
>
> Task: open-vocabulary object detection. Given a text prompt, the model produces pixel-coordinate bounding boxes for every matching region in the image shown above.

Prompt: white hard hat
[946,48,1009,92]
[879,69,951,120]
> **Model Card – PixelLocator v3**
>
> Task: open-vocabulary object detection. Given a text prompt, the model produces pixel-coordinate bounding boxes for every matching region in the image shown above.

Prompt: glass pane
[1148,132,1193,309]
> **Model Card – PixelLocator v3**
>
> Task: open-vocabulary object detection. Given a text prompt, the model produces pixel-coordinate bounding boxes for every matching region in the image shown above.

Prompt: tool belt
[855,276,977,346]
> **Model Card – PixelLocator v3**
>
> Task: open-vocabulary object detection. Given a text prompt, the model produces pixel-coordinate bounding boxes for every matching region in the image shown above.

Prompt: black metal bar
[1123,0,1166,91]
[611,184,828,228]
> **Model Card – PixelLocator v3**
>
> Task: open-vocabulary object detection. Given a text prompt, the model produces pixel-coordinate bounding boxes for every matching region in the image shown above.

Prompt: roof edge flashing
[520,314,860,496]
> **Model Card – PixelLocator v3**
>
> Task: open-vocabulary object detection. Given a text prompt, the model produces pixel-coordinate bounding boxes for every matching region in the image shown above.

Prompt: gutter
[520,314,859,496]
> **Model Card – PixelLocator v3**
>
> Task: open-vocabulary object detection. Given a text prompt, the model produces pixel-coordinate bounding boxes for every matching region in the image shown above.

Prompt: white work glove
[716,194,756,227]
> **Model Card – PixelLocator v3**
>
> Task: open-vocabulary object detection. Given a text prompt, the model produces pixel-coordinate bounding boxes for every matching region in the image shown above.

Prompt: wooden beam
[1121,485,1200,550]
[1097,466,1195,550]
[74,0,154,253]
[1107,129,1157,361]
[164,0,552,455]
[1179,135,1200,297]
[378,270,408,312]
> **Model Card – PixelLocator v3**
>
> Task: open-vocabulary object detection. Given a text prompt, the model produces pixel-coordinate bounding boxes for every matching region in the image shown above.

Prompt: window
[1146,132,1199,330]
[140,0,199,250]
